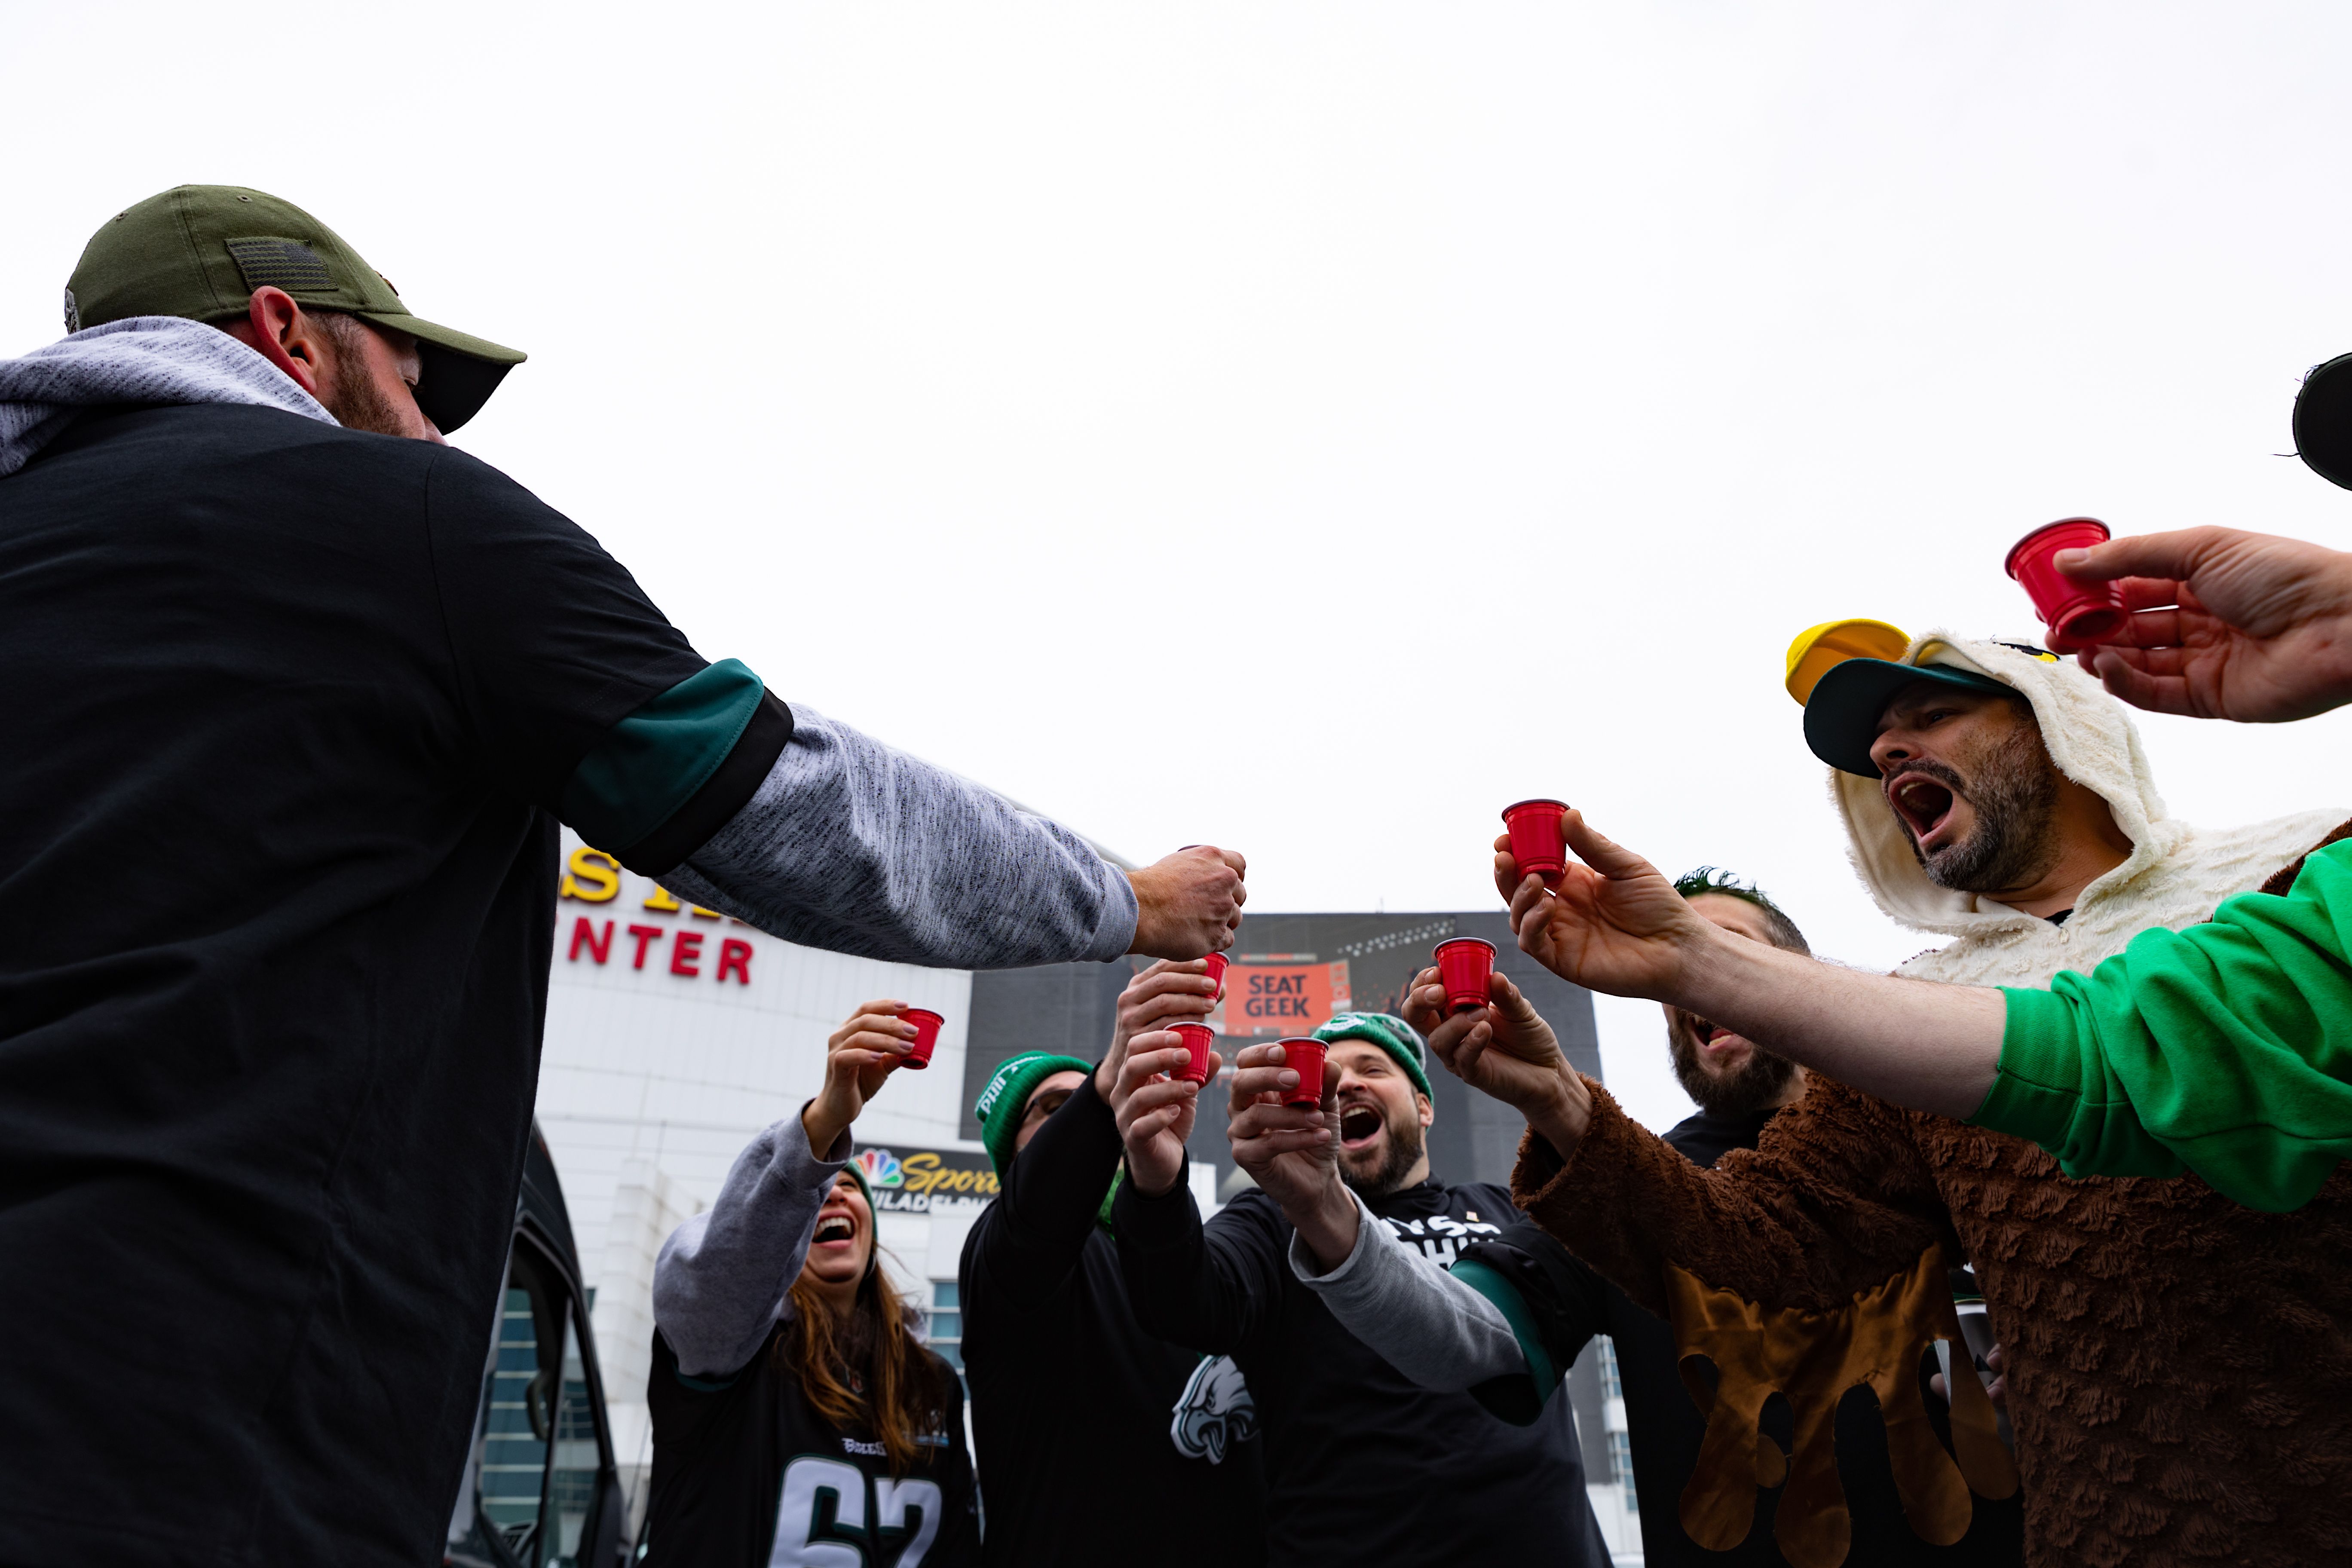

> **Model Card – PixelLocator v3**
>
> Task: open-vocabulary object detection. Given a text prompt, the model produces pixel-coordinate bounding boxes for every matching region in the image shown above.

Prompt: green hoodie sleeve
[1972,837,2352,1213]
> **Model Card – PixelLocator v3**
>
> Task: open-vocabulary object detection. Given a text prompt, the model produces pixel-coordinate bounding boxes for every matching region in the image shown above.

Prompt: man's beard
[1338,1109,1427,1201]
[322,365,412,438]
[316,314,416,438]
[1668,1015,1800,1117]
[1899,726,2063,894]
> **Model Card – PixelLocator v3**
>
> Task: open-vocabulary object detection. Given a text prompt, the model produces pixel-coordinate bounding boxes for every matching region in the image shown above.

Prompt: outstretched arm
[662,704,1247,967]
[1464,811,2003,1141]
[1399,965,1949,1315]
[1477,810,2352,1212]
[2055,526,2352,722]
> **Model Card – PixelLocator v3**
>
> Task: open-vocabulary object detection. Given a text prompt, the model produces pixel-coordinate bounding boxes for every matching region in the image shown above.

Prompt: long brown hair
[772,1188,950,1476]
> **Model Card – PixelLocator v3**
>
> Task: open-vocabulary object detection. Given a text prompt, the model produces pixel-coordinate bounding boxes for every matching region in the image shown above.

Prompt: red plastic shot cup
[1278,1038,1328,1107]
[1501,799,1571,885]
[1170,1022,1216,1087]
[1433,938,1497,1014]
[2005,518,2127,652]
[897,1008,944,1070]
[1202,952,1230,1001]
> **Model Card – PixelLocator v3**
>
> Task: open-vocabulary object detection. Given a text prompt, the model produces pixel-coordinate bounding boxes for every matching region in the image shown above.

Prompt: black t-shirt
[1115,1173,1611,1567]
[1459,1107,2024,1568]
[642,1325,978,1567]
[0,405,773,1567]
[959,1076,1267,1568]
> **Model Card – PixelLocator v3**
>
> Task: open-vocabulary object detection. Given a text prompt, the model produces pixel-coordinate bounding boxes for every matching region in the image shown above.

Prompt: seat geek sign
[1215,959,1352,1036]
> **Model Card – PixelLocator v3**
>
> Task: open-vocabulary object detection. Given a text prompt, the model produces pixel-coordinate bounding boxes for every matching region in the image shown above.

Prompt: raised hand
[1403,966,1590,1151]
[1490,812,1716,1002]
[1112,1032,1219,1197]
[802,999,917,1153]
[2059,526,2352,722]
[1225,1041,1358,1269]
[1099,959,1219,1100]
[1127,845,1248,960]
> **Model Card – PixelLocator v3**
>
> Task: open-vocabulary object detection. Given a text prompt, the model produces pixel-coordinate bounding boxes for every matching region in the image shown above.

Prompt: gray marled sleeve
[1289,1188,1524,1391]
[654,1112,850,1379]
[659,705,1139,969]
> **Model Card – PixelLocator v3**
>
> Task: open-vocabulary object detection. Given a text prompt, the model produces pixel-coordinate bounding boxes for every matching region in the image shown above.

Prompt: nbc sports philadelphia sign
[852,1145,1000,1214]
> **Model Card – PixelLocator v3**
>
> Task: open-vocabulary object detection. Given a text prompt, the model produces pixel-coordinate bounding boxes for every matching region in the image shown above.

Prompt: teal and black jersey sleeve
[559,659,791,874]
[1451,1218,1611,1427]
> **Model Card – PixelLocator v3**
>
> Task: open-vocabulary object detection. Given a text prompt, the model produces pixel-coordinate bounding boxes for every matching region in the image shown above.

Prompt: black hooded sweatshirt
[958,1076,1267,1568]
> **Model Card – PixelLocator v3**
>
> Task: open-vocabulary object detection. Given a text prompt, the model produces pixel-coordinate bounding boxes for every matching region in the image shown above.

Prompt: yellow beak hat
[1786,619,2018,777]
[1784,619,1912,705]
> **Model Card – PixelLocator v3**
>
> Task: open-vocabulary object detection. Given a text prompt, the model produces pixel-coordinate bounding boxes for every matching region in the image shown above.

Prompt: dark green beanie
[974,1051,1093,1177]
[1313,1012,1433,1100]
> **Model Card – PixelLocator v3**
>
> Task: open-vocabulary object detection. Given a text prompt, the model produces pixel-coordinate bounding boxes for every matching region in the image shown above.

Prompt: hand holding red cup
[2007,518,2128,652]
[1432,938,1497,1014]
[896,1008,944,1070]
[1501,799,1571,886]
[1277,1037,1329,1107]
[1169,1021,1216,1086]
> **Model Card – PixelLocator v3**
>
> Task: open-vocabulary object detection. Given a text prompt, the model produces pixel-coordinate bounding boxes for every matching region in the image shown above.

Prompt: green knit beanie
[1312,1012,1433,1100]
[974,1051,1094,1177]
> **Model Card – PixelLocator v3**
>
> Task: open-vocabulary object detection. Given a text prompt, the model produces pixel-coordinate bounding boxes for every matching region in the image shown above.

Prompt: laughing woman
[640,1000,977,1566]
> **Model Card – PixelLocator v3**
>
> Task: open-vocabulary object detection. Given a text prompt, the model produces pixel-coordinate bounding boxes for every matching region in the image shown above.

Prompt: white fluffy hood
[1831,631,2345,985]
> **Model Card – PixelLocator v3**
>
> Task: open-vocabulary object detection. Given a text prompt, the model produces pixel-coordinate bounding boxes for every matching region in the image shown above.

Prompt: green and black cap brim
[2294,352,2352,491]
[361,313,524,435]
[1803,658,2015,778]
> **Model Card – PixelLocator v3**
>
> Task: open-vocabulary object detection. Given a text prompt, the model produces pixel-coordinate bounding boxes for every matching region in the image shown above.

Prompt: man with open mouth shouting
[1408,632,2350,1568]
[1109,1011,1612,1566]
[1281,878,2021,1568]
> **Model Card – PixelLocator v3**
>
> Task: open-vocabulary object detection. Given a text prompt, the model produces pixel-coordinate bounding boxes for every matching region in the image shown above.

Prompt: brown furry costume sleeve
[1514,1079,2017,1568]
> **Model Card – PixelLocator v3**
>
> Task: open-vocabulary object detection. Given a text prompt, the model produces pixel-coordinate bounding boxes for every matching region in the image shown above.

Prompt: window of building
[928,1280,964,1397]
[1609,1430,1636,1513]
[1598,1338,1623,1402]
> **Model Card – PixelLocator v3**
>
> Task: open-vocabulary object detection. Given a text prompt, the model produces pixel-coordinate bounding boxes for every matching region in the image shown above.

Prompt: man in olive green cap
[55,184,524,438]
[0,186,1249,1568]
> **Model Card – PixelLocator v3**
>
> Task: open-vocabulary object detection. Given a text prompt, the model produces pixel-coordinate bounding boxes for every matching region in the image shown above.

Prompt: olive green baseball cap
[63,185,526,433]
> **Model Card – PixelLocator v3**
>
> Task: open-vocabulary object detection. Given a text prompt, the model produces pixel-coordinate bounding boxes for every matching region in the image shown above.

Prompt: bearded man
[1108,1011,1612,1566]
[1404,632,2349,1567]
[1274,876,2022,1566]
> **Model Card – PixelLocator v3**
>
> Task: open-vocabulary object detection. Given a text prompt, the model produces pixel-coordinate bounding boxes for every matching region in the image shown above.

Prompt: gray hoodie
[0,316,332,476]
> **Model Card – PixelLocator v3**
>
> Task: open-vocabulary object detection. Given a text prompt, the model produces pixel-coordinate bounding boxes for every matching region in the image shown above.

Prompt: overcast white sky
[12,3,2351,1131]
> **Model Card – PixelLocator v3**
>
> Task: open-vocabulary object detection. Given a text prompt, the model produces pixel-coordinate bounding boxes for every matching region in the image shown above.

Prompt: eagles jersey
[1115,1175,1613,1566]
[641,1323,978,1568]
